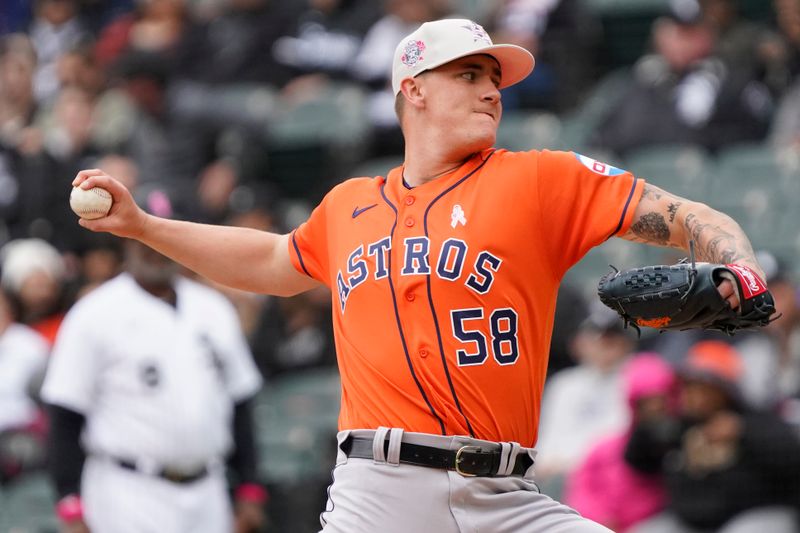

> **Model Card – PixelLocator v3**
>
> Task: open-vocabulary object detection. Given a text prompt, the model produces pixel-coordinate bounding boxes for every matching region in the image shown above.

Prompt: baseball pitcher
[68,18,775,533]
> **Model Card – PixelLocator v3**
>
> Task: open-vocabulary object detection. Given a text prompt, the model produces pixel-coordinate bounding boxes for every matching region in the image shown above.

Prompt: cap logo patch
[463,22,492,45]
[401,40,426,67]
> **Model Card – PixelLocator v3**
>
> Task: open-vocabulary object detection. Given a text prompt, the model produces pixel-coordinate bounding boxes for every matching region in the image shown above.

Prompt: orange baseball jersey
[289,148,644,447]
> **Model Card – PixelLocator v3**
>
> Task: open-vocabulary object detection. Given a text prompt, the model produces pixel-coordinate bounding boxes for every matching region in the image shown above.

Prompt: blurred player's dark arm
[229,397,268,533]
[228,397,260,486]
[619,183,766,281]
[46,403,86,498]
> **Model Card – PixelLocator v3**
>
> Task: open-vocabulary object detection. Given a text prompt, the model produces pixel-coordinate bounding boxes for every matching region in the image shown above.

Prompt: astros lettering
[337,237,502,313]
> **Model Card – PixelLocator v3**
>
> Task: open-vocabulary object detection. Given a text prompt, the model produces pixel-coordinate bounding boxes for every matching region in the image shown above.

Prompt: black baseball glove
[597,260,777,335]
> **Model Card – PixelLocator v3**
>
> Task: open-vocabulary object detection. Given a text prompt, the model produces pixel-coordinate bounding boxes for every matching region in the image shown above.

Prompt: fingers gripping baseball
[72,169,148,239]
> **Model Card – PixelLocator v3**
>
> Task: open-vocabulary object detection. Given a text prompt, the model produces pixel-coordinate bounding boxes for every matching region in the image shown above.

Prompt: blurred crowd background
[0,0,799,531]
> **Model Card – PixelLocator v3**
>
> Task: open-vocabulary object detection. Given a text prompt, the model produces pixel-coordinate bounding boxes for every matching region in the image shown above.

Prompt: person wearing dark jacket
[626,340,800,533]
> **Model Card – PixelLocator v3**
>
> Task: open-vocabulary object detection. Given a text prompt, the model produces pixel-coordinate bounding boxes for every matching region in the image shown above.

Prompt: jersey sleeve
[536,150,644,276]
[41,303,101,414]
[288,192,334,287]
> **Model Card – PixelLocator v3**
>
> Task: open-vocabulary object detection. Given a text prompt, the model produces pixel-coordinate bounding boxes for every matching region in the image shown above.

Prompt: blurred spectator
[196,159,240,224]
[104,50,209,186]
[547,282,588,377]
[489,0,601,111]
[25,85,103,252]
[702,0,777,89]
[589,0,772,157]
[565,353,677,532]
[0,238,69,344]
[770,77,800,150]
[95,152,138,191]
[732,251,800,409]
[350,0,453,156]
[250,286,335,379]
[535,303,636,497]
[0,34,39,152]
[0,34,42,244]
[273,0,383,81]
[175,0,301,87]
[73,240,123,299]
[0,286,50,484]
[765,0,800,89]
[627,341,800,533]
[28,0,90,104]
[94,0,187,69]
[56,43,106,97]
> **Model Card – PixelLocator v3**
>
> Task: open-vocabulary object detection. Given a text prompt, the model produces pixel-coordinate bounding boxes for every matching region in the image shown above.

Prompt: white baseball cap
[391,19,535,95]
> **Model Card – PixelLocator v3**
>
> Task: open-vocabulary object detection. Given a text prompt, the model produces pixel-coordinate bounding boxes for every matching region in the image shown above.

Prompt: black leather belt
[340,436,533,477]
[113,458,209,484]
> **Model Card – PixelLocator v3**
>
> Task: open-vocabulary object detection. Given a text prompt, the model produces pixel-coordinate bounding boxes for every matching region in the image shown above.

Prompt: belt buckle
[454,445,483,477]
[161,468,187,483]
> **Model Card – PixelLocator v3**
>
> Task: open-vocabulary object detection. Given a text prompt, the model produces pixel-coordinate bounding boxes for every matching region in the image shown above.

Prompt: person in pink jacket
[565,353,677,532]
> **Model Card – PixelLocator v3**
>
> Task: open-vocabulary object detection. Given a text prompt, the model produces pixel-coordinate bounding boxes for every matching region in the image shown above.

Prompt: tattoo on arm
[623,184,683,246]
[630,212,671,245]
[622,184,761,275]
[683,212,756,265]
[641,186,663,201]
[667,202,681,223]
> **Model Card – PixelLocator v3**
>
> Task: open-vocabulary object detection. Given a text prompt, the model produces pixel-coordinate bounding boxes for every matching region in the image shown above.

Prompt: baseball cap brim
[398,44,535,94]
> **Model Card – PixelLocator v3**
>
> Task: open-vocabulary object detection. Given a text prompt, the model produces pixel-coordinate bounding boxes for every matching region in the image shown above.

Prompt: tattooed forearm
[683,212,758,268]
[630,212,671,245]
[621,184,764,278]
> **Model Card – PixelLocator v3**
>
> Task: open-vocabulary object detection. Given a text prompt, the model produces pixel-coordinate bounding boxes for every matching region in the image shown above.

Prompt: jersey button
[404,196,415,206]
[419,348,429,358]
[404,217,415,227]
[405,292,415,302]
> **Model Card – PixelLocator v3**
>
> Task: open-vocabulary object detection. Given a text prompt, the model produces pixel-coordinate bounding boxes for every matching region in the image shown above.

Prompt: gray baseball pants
[319,428,613,533]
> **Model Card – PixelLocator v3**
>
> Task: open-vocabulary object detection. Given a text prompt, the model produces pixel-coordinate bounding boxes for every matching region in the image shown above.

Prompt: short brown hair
[394,91,405,122]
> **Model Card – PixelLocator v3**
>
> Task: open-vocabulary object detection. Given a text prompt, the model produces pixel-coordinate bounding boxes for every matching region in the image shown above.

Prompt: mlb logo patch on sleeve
[573,153,626,176]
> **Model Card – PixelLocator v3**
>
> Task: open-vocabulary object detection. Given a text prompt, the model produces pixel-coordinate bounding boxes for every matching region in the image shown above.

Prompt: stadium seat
[495,112,563,152]
[556,69,632,151]
[709,143,792,197]
[583,0,669,69]
[624,144,713,202]
[254,369,341,485]
[266,84,369,150]
[704,144,800,260]
[1,471,59,532]
[707,143,795,214]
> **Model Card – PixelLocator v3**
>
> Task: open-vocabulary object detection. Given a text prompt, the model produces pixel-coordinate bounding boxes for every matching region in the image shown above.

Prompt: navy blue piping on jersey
[422,150,496,438]
[606,177,640,241]
[291,230,312,277]
[379,184,447,435]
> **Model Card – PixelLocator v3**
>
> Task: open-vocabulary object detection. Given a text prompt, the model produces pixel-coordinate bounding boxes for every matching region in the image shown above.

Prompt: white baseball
[70,186,113,220]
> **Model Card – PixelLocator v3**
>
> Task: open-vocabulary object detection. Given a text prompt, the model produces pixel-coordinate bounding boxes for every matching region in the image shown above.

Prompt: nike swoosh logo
[352,204,378,218]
